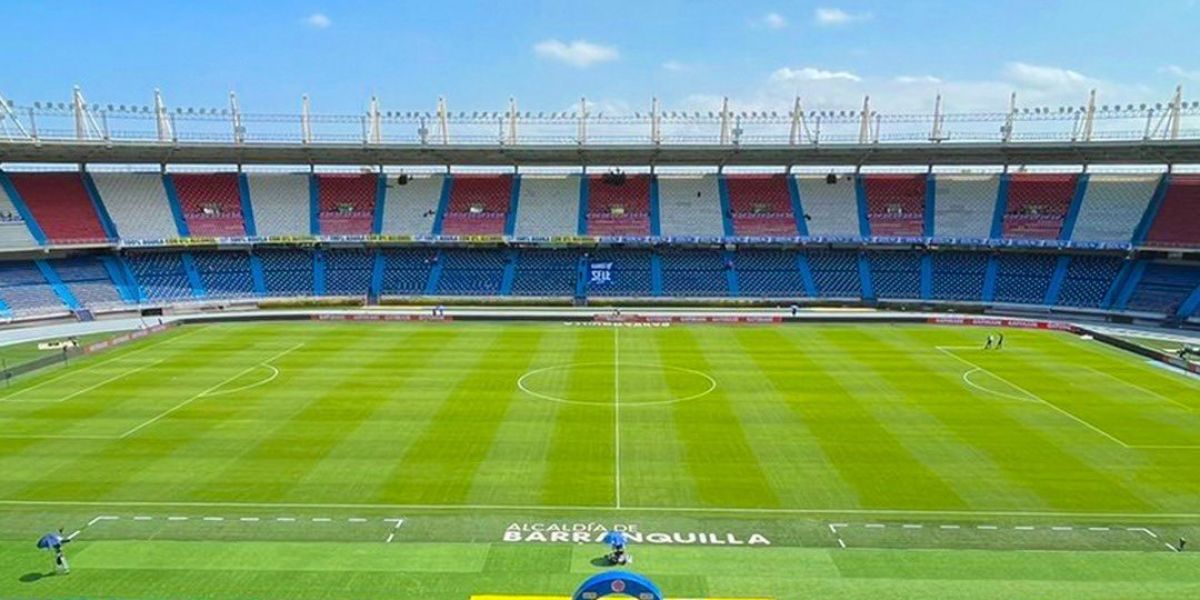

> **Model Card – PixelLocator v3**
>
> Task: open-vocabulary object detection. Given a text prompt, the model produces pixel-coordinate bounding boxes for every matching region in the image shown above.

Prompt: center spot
[517,361,717,406]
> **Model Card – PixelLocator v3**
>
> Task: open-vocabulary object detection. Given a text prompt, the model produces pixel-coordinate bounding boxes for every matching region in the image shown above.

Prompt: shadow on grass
[19,572,54,583]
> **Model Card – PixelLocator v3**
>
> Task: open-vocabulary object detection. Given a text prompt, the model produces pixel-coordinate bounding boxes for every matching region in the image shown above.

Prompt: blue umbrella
[36,533,63,550]
[602,530,627,548]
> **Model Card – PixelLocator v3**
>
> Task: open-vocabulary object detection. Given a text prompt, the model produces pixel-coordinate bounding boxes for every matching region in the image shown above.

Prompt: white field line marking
[1166,542,1181,552]
[1129,527,1158,539]
[834,522,1165,540]
[0,434,121,440]
[613,326,621,509]
[168,516,189,521]
[936,346,1131,448]
[385,518,404,543]
[516,362,715,407]
[67,529,81,540]
[120,343,304,438]
[828,523,847,548]
[50,360,166,404]
[0,327,204,402]
[202,364,280,398]
[960,369,1039,403]
[7,498,1200,520]
[87,515,117,527]
[1083,366,1194,413]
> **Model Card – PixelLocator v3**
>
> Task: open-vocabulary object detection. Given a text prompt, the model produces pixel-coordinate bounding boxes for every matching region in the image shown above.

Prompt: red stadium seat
[6,173,108,243]
[172,173,247,237]
[587,174,651,237]
[316,173,377,236]
[1002,174,1076,240]
[1145,176,1200,248]
[440,175,512,236]
[726,175,797,236]
[864,174,926,237]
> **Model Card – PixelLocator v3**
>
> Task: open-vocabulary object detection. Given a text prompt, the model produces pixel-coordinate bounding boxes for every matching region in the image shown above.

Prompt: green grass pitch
[1,320,1200,599]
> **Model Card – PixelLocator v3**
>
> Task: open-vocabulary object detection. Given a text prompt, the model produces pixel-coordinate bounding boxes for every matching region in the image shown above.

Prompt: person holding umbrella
[36,529,71,574]
[602,530,630,566]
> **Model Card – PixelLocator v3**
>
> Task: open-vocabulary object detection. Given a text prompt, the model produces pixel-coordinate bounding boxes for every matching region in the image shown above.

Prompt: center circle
[517,361,717,407]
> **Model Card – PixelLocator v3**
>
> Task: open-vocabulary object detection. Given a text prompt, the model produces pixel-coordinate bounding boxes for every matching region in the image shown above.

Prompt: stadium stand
[993,253,1057,305]
[191,251,256,299]
[511,249,581,296]
[380,175,443,236]
[807,249,862,298]
[440,175,512,236]
[1071,175,1159,244]
[52,255,124,309]
[1055,255,1124,308]
[933,174,997,239]
[91,172,180,240]
[257,248,314,296]
[797,176,860,237]
[587,175,651,237]
[324,248,375,296]
[512,176,580,238]
[1001,174,1077,240]
[735,249,806,298]
[170,173,248,237]
[315,173,378,236]
[725,175,799,237]
[863,174,926,237]
[380,248,438,295]
[868,250,922,299]
[0,179,38,249]
[245,173,313,237]
[5,173,109,243]
[0,261,67,317]
[1125,262,1200,314]
[658,176,724,238]
[930,251,988,302]
[125,251,196,302]
[435,248,507,295]
[584,248,652,296]
[659,249,729,296]
[1144,175,1200,248]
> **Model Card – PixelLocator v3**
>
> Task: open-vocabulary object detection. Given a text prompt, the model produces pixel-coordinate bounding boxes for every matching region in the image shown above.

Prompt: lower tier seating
[0,262,66,317]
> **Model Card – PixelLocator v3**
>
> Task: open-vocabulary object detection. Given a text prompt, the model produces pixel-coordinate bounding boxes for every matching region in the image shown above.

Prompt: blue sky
[3,0,1198,116]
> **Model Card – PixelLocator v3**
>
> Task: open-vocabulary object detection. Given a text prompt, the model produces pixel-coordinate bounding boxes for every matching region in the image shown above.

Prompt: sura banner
[502,522,771,546]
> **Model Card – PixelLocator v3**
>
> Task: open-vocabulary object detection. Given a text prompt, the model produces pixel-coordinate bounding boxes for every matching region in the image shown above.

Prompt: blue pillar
[499,249,518,295]
[0,171,47,244]
[1102,259,1136,310]
[648,175,662,237]
[180,252,206,298]
[1044,256,1071,305]
[575,254,589,300]
[649,252,663,297]
[116,255,146,303]
[1113,260,1147,310]
[1177,281,1200,318]
[35,260,79,310]
[1059,174,1089,241]
[249,253,268,296]
[989,174,1011,239]
[788,175,809,237]
[312,249,327,296]
[577,175,590,235]
[82,172,119,239]
[368,249,385,303]
[371,173,387,236]
[854,175,871,238]
[981,255,999,302]
[857,252,874,301]
[308,174,321,236]
[423,249,445,295]
[923,173,936,238]
[99,255,137,303]
[717,175,735,237]
[504,174,522,236]
[431,175,453,235]
[723,250,739,297]
[161,173,190,237]
[1131,173,1170,245]
[796,253,818,297]
[238,173,258,237]
[919,254,933,300]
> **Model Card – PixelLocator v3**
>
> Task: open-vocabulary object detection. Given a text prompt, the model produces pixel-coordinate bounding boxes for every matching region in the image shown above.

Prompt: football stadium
[2,3,1200,599]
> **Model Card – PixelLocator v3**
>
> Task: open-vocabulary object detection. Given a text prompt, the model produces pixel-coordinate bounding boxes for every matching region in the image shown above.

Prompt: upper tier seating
[1070,175,1159,244]
[380,248,438,295]
[246,174,311,237]
[91,173,179,240]
[191,251,255,298]
[324,248,375,296]
[441,175,512,236]
[435,249,507,295]
[512,176,580,238]
[659,249,728,296]
[125,251,195,302]
[993,253,1057,305]
[735,249,805,298]
[868,251,921,299]
[797,176,860,237]
[380,175,444,236]
[1144,176,1200,248]
[806,249,861,298]
[171,173,248,237]
[0,261,67,317]
[1126,262,1200,314]
[864,175,926,237]
[584,249,652,296]
[511,249,581,296]
[0,180,37,249]
[1001,174,1077,240]
[1056,255,1123,308]
[930,251,987,301]
[933,175,997,238]
[658,176,724,238]
[6,173,108,243]
[53,256,123,309]
[587,175,651,237]
[725,175,798,237]
[257,249,314,296]
[316,173,377,236]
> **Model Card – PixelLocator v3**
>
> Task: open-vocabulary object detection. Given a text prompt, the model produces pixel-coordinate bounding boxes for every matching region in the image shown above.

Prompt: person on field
[997,333,1005,349]
[984,335,994,350]
[1180,537,1187,552]
[50,529,70,574]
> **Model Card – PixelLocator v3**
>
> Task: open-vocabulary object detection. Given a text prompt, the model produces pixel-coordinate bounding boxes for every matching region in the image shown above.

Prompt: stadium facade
[0,89,1198,327]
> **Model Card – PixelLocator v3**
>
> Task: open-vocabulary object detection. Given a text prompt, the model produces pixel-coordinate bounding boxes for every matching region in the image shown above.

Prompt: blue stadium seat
[659,249,729,297]
[1056,255,1123,308]
[381,248,438,295]
[52,256,124,308]
[930,252,987,302]
[324,248,374,296]
[735,249,805,298]
[1127,262,1200,314]
[512,249,581,297]
[257,249,314,296]
[868,251,921,300]
[585,249,652,297]
[436,249,507,295]
[0,261,67,317]
[807,249,861,298]
[192,251,255,298]
[126,251,195,301]
[993,253,1057,305]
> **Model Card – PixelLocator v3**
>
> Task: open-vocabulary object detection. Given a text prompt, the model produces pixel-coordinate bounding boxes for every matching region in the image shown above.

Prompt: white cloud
[303,12,331,29]
[1161,65,1200,81]
[771,67,862,83]
[814,7,872,26]
[662,60,693,72]
[1003,62,1091,91]
[533,39,619,68]
[762,12,788,29]
[895,75,943,85]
